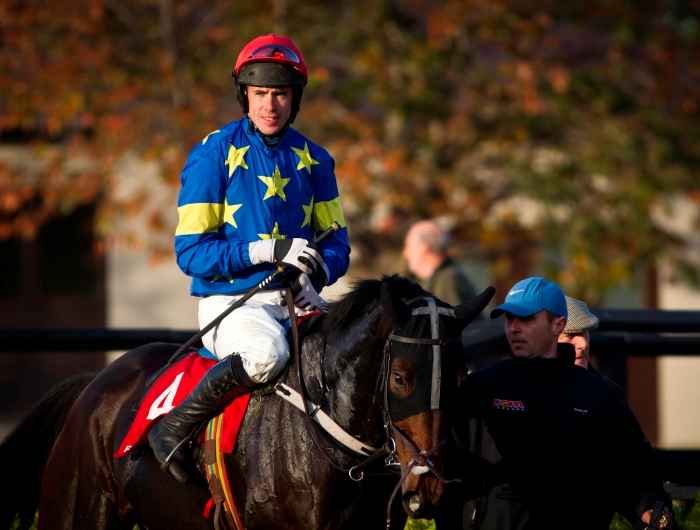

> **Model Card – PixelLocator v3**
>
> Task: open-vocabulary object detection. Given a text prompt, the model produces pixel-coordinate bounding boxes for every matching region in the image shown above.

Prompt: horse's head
[310,275,493,522]
[379,277,495,520]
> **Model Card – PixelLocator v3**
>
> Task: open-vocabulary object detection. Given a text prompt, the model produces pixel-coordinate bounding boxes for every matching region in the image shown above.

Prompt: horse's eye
[389,366,415,398]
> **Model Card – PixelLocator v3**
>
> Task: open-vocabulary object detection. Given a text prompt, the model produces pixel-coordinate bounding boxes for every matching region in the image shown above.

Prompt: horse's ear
[454,286,496,325]
[380,281,411,326]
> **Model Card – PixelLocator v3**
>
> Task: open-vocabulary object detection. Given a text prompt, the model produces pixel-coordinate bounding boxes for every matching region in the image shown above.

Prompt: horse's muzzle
[401,482,442,520]
[398,450,446,519]
[391,411,449,518]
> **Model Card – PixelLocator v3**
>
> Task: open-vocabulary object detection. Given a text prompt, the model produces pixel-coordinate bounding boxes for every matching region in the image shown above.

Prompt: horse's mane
[320,274,427,334]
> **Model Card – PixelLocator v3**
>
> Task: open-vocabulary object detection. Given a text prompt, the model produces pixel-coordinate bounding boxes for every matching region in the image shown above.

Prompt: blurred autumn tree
[1,0,699,303]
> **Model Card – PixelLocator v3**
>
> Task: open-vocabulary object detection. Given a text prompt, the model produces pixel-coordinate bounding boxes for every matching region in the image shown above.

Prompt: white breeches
[198,291,290,384]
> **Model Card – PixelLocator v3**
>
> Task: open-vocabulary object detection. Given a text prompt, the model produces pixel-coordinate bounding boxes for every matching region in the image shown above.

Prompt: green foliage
[10,512,37,530]
[610,493,700,530]
[673,493,700,530]
[404,493,700,530]
[404,518,436,530]
[610,513,634,530]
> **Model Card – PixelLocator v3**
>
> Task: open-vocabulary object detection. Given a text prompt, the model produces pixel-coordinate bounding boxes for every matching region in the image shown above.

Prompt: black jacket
[455,356,668,530]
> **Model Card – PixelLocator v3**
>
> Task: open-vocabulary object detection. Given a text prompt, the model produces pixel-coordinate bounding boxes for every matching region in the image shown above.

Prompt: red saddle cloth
[114,352,250,458]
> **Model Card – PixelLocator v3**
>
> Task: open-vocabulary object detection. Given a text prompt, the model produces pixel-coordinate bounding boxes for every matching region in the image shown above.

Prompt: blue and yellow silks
[175,117,350,297]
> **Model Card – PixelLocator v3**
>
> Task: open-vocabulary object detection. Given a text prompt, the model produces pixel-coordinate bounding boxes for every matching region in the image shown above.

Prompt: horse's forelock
[321,278,381,333]
[321,275,427,334]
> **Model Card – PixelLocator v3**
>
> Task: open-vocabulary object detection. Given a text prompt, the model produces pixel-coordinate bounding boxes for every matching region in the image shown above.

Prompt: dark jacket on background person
[454,320,518,530]
[450,355,668,530]
[427,257,479,308]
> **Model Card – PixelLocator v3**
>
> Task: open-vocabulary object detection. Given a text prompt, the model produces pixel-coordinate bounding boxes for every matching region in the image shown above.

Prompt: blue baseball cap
[490,276,567,319]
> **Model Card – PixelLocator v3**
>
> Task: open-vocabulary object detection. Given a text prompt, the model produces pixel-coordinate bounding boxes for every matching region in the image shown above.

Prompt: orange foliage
[0,0,698,295]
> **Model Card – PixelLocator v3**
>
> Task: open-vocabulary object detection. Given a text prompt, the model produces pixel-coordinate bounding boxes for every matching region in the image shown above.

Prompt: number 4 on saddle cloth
[114,350,248,459]
[114,349,249,528]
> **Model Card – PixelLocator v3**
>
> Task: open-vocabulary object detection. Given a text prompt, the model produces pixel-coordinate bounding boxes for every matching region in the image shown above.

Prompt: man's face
[246,85,293,135]
[504,310,565,359]
[558,331,590,368]
[402,232,421,276]
[402,231,429,279]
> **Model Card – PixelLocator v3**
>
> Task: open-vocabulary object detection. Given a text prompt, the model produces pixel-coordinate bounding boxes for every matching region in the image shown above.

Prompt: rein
[276,290,388,463]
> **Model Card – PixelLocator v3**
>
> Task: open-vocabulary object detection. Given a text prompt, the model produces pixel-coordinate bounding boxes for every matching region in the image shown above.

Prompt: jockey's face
[246,85,293,135]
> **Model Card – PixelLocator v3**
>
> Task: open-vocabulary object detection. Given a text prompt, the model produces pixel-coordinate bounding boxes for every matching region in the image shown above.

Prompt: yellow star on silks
[301,198,314,228]
[225,145,250,177]
[258,222,286,240]
[291,142,320,173]
[258,165,290,201]
[224,200,242,228]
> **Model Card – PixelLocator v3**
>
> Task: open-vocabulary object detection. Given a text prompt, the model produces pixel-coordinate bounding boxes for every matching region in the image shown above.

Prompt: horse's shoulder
[112,342,181,372]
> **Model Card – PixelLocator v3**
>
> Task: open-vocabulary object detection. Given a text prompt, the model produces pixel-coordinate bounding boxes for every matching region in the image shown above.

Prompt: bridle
[274,292,462,510]
[382,297,463,527]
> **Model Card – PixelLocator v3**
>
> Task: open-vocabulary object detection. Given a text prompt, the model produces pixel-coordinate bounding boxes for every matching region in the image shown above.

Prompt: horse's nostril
[408,493,422,513]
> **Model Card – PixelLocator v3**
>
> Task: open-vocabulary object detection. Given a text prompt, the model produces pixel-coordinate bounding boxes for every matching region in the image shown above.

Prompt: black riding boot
[148,354,256,483]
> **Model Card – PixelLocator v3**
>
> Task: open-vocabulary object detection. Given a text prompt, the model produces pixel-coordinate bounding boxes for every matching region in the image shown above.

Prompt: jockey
[148,34,351,482]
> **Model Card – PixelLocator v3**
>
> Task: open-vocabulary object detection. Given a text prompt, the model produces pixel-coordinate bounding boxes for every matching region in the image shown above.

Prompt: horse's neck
[294,309,387,447]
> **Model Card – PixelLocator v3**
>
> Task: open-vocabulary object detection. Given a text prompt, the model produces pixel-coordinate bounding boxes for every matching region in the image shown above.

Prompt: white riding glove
[249,238,328,278]
[292,273,329,313]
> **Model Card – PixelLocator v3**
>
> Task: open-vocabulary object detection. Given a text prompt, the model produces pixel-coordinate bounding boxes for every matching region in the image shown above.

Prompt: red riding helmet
[233,34,307,124]
[233,34,308,87]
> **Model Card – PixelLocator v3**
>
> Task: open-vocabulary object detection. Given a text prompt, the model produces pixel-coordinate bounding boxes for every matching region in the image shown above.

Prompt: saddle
[114,350,248,458]
[114,311,323,530]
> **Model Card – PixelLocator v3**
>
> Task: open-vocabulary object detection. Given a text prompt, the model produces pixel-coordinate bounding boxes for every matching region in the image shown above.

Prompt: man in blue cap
[491,276,568,361]
[437,276,672,530]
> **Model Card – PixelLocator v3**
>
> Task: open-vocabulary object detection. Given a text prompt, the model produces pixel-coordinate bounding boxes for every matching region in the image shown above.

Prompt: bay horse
[1,275,493,530]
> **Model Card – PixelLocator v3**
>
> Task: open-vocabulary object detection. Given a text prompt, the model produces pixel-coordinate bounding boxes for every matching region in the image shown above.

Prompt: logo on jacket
[493,398,526,412]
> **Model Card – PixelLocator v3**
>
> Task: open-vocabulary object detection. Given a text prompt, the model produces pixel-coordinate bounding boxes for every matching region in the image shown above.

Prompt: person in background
[402,219,479,307]
[558,295,599,369]
[148,33,350,483]
[558,293,631,407]
[450,276,672,530]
